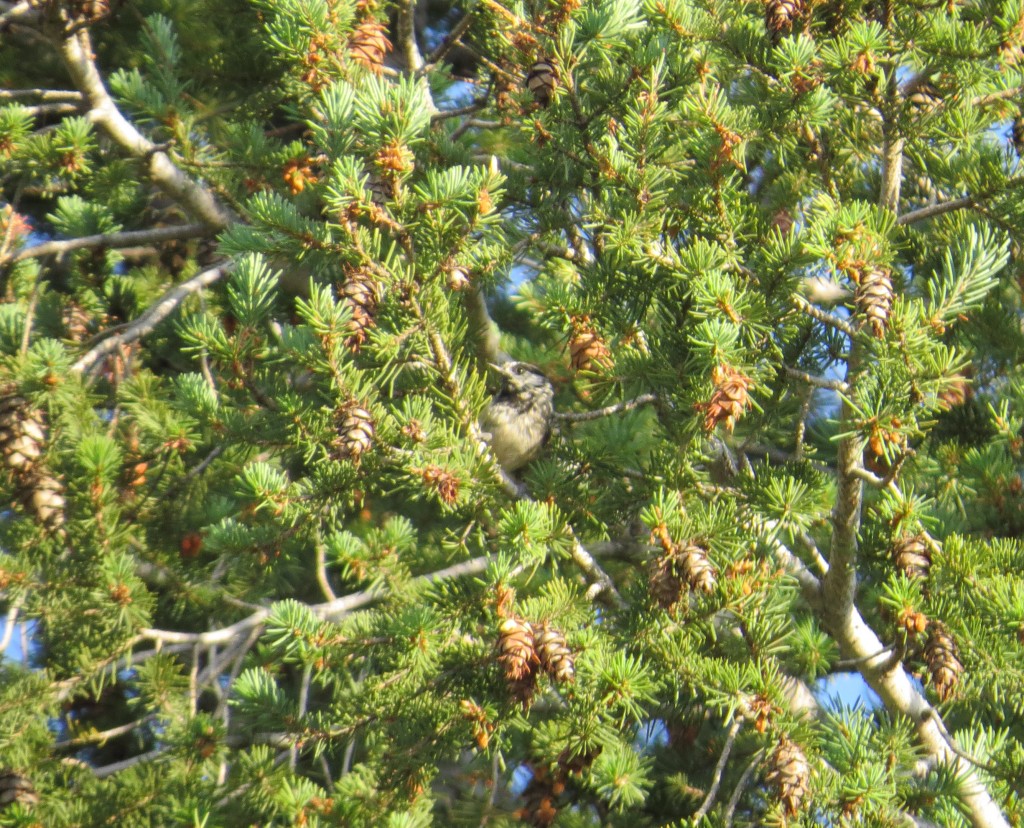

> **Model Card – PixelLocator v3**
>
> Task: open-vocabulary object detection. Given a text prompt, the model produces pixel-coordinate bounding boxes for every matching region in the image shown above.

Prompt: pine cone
[677,541,717,593]
[0,389,65,530]
[337,267,380,351]
[649,540,716,611]
[526,58,557,107]
[348,19,391,73]
[332,402,375,461]
[1013,116,1024,156]
[533,624,575,683]
[517,766,562,827]
[906,80,941,113]
[363,169,393,208]
[701,365,753,432]
[893,534,930,580]
[924,622,962,701]
[497,617,537,681]
[568,316,612,373]
[0,769,38,810]
[765,738,810,817]
[765,0,806,42]
[648,551,685,611]
[854,265,893,338]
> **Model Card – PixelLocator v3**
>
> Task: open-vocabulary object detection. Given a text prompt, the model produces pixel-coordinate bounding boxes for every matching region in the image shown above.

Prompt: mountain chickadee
[480,362,555,472]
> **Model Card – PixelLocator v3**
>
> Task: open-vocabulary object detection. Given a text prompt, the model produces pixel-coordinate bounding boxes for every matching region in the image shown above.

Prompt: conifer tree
[3,0,1024,825]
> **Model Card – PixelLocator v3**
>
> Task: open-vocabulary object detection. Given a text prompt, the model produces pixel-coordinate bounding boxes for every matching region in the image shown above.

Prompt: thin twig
[54,714,157,750]
[71,264,229,374]
[724,750,763,827]
[422,11,476,71]
[693,718,742,820]
[782,366,848,393]
[0,89,83,102]
[556,393,658,423]
[896,196,975,226]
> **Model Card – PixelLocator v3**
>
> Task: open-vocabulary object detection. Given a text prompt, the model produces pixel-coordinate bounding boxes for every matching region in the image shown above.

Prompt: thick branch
[896,196,975,226]
[782,366,848,393]
[58,29,230,229]
[71,264,228,374]
[8,223,209,265]
[396,0,424,72]
[790,295,856,338]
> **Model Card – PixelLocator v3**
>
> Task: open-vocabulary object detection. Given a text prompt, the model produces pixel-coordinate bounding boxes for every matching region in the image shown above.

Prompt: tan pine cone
[648,551,685,611]
[677,541,717,593]
[892,534,930,580]
[497,617,537,682]
[765,737,810,817]
[1014,116,1024,156]
[855,265,893,338]
[332,402,375,461]
[532,624,575,683]
[924,622,962,702]
[337,267,380,351]
[906,81,941,113]
[701,364,753,432]
[348,19,391,73]
[568,316,612,373]
[526,58,557,107]
[765,0,806,42]
[0,389,66,530]
[0,769,38,809]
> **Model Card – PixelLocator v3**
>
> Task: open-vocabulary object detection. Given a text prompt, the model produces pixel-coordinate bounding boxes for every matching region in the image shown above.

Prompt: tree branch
[556,393,658,423]
[71,263,229,374]
[791,295,856,337]
[58,28,230,229]
[7,223,209,264]
[396,0,424,72]
[782,366,848,393]
[693,718,742,820]
[422,11,476,72]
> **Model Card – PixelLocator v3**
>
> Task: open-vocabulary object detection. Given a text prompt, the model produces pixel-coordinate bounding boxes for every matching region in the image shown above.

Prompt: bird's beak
[489,362,512,377]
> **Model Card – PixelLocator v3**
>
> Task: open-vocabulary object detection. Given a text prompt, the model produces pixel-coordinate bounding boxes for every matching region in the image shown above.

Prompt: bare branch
[782,366,848,393]
[791,295,856,337]
[724,750,763,827]
[71,264,229,374]
[423,11,476,71]
[8,223,209,264]
[693,718,742,820]
[0,89,82,103]
[58,28,231,229]
[896,196,976,226]
[556,393,658,423]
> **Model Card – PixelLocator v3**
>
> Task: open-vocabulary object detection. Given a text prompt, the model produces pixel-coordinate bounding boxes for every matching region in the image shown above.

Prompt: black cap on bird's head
[490,361,552,397]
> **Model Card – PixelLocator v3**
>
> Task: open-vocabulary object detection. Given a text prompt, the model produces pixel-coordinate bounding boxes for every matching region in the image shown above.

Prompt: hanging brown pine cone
[649,540,716,611]
[497,617,539,703]
[906,80,942,113]
[348,19,391,73]
[532,624,575,683]
[497,617,537,681]
[1013,116,1024,156]
[854,265,893,338]
[568,316,612,373]
[765,0,806,42]
[764,737,810,817]
[0,389,65,530]
[924,622,962,701]
[363,169,393,208]
[332,402,375,461]
[892,534,930,580]
[0,769,38,810]
[337,267,380,351]
[526,58,557,107]
[701,365,754,432]
[516,765,561,827]
[677,541,717,593]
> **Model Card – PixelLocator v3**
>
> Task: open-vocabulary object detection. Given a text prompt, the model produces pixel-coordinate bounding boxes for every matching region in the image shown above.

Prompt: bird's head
[491,361,553,401]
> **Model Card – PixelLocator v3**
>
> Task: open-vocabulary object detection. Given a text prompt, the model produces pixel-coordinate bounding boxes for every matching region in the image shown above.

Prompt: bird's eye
[514,365,526,375]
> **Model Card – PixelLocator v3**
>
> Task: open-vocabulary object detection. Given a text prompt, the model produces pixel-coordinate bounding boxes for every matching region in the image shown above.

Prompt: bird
[480,362,555,473]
